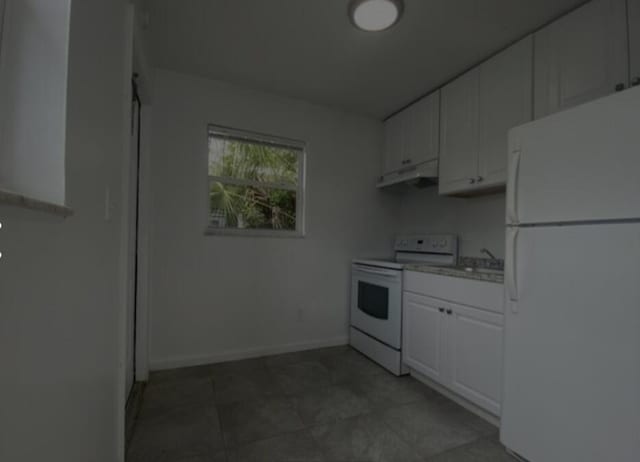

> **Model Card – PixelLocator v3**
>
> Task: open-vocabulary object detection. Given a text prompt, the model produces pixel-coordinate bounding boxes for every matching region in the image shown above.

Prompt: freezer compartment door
[501,223,640,462]
[507,86,640,225]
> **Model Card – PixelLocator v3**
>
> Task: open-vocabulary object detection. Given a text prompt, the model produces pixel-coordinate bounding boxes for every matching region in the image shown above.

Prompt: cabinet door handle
[615,83,626,92]
[446,309,453,315]
[438,308,445,313]
[507,227,520,304]
[507,150,522,224]
[469,178,476,185]
[405,159,412,164]
[476,176,484,183]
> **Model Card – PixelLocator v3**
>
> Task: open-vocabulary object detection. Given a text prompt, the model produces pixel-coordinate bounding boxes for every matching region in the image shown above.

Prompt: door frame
[117,3,152,460]
[120,2,153,388]
[126,75,142,399]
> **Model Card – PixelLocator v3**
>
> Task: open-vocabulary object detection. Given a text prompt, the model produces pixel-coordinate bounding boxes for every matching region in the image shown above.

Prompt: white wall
[397,188,506,258]
[148,70,398,369]
[0,0,71,204]
[0,1,130,461]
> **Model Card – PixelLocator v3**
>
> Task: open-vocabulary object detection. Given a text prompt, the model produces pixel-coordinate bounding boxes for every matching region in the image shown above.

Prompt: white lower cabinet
[447,304,504,416]
[403,272,505,416]
[403,293,447,383]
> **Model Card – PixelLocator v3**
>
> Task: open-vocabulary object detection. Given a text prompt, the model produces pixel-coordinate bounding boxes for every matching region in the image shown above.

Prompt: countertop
[404,264,505,284]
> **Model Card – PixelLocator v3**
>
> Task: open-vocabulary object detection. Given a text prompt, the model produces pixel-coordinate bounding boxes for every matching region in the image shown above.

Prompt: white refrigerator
[501,87,640,461]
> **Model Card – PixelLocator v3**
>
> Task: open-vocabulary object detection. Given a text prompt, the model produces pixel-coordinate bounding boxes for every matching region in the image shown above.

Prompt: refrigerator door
[501,223,640,462]
[507,86,640,226]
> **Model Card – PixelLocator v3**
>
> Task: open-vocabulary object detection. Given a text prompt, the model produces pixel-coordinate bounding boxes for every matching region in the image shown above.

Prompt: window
[0,0,71,209]
[207,125,306,237]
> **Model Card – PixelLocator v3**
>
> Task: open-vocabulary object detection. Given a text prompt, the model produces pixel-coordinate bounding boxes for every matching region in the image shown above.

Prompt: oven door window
[357,281,389,320]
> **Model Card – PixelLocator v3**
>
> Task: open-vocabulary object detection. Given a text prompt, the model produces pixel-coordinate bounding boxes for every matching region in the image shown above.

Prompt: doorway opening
[126,74,143,403]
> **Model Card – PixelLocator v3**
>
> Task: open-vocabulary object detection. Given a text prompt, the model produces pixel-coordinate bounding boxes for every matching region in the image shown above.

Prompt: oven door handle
[353,266,400,278]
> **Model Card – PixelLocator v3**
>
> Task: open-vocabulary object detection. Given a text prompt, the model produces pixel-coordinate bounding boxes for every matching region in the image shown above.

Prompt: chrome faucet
[481,248,499,262]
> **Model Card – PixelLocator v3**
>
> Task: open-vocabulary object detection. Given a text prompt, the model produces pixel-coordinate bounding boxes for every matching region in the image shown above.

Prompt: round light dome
[349,0,404,32]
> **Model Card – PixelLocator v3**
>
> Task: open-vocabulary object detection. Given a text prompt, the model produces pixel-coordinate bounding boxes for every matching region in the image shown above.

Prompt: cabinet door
[406,91,440,167]
[534,0,628,118]
[403,292,447,385]
[478,36,533,189]
[383,113,404,174]
[630,0,640,86]
[447,304,504,415]
[439,68,480,195]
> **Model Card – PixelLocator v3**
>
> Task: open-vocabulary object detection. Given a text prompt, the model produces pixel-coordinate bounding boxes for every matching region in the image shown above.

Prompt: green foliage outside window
[208,133,302,231]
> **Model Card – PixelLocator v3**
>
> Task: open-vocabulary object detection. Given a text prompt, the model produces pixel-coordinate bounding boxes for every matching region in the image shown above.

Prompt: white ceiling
[148,0,587,118]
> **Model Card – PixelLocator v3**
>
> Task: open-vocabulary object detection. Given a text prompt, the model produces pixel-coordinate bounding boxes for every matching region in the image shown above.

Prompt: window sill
[204,227,305,238]
[0,188,74,218]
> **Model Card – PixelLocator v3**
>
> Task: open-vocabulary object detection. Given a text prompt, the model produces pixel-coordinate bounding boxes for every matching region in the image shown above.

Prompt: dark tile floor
[127,346,516,462]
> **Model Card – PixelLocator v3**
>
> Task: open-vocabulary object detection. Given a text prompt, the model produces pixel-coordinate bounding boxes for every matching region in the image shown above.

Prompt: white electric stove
[350,234,458,375]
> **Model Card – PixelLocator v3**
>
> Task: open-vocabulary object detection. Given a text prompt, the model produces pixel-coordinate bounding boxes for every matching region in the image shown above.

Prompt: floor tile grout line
[136,347,508,461]
[217,389,379,452]
[373,404,431,460]
[421,434,490,461]
[221,400,419,454]
[371,393,490,461]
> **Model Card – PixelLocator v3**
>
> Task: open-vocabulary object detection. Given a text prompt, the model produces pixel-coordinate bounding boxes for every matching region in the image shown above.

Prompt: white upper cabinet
[478,36,533,189]
[406,91,440,167]
[534,0,629,119]
[440,37,533,195]
[439,68,480,195]
[383,113,404,174]
[629,0,640,86]
[382,91,439,177]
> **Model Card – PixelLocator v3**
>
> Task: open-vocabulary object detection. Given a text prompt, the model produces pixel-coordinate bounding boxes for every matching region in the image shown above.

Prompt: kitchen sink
[457,266,504,275]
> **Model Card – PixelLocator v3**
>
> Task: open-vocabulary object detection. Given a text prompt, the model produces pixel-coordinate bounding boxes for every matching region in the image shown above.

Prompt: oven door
[350,264,402,349]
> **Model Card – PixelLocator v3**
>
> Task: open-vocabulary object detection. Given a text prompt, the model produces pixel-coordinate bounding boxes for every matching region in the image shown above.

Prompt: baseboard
[149,336,349,371]
[409,368,500,427]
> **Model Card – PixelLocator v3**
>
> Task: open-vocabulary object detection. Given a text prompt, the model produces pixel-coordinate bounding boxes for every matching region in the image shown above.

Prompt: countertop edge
[405,265,505,284]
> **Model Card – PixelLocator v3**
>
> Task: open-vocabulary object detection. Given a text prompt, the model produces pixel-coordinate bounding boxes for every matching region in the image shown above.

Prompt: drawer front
[404,270,504,313]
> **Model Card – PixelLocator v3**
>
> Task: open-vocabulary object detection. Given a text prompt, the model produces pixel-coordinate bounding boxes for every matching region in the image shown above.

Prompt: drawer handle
[438,308,445,313]
[446,309,453,315]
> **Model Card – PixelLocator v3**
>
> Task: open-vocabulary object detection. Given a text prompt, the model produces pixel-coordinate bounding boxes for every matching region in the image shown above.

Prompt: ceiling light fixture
[349,0,404,32]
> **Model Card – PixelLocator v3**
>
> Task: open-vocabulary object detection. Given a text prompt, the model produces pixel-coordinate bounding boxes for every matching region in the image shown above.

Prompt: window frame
[205,124,306,238]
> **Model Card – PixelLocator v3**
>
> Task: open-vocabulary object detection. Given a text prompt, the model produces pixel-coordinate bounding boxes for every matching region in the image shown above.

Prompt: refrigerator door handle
[507,228,520,306]
[507,150,522,225]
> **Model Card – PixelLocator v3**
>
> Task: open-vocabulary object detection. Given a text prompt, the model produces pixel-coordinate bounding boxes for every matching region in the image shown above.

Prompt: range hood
[376,159,439,189]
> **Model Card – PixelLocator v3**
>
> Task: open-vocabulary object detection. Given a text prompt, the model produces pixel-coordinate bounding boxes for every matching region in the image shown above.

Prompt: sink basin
[458,266,504,275]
